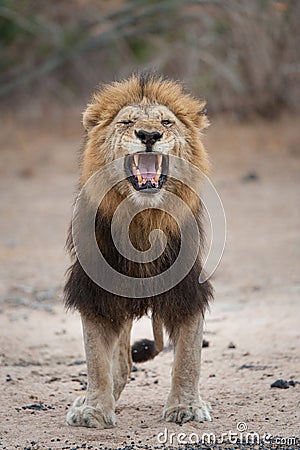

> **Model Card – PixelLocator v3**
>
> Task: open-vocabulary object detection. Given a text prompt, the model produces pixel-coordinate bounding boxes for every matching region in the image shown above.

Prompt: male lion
[64,72,213,428]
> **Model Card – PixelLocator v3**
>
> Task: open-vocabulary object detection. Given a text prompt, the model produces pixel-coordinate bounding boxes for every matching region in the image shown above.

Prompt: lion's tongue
[138,154,157,179]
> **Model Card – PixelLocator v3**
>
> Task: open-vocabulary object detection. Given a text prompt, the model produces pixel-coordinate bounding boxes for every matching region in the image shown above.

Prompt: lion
[64,72,213,428]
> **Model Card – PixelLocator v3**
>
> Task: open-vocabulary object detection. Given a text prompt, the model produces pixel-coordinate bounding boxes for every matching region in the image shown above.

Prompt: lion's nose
[135,130,162,150]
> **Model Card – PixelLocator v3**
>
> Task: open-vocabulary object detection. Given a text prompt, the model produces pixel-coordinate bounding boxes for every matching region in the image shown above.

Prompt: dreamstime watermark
[157,422,298,446]
[72,154,226,298]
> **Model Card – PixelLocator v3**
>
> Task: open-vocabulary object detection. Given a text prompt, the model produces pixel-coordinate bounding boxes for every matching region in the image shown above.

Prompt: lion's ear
[196,101,210,130]
[82,104,100,131]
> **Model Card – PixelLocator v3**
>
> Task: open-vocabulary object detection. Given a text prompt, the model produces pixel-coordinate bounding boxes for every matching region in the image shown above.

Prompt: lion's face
[80,74,210,210]
[106,104,187,197]
[111,104,186,157]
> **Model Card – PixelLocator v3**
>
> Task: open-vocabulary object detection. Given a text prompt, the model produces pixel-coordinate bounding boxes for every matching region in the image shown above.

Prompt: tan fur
[162,312,211,422]
[66,315,118,428]
[66,73,212,428]
[80,74,210,237]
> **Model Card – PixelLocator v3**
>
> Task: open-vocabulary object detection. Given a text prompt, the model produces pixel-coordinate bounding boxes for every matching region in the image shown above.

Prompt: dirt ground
[0,113,299,450]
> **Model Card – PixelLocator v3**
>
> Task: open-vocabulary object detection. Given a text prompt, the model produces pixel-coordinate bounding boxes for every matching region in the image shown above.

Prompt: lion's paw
[162,400,212,424]
[66,396,116,428]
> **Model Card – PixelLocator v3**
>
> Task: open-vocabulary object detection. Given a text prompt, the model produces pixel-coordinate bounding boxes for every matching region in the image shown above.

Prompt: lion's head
[80,73,210,217]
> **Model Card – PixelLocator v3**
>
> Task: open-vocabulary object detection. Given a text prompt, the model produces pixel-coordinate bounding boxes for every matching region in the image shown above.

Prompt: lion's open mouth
[125,153,168,193]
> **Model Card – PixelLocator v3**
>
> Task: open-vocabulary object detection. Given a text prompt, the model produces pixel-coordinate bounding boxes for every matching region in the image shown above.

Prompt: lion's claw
[66,396,116,428]
[162,400,212,423]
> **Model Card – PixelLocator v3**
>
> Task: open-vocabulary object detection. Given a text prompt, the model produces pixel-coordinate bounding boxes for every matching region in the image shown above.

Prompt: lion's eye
[161,119,173,127]
[119,119,134,125]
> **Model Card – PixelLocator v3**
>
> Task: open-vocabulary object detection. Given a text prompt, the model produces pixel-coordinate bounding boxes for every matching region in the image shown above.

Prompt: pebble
[241,171,259,182]
[271,379,299,389]
[271,379,290,389]
[202,339,209,348]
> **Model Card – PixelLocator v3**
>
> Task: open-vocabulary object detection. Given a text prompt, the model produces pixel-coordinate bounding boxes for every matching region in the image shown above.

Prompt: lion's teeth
[136,169,143,183]
[134,154,139,167]
[154,168,161,182]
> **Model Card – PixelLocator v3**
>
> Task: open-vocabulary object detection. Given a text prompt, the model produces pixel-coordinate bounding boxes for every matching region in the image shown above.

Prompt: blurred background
[1,0,299,117]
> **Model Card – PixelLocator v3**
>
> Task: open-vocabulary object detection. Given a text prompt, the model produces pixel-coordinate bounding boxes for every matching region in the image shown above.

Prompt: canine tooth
[156,154,162,171]
[136,169,143,183]
[134,154,139,167]
[154,171,160,182]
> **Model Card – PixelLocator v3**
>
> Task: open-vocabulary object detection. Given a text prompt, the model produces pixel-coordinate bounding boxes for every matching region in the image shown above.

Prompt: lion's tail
[131,316,164,363]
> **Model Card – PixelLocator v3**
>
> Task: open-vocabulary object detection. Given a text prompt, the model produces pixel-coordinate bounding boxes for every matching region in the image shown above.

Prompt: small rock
[271,379,290,389]
[202,339,209,348]
[68,360,86,366]
[241,171,259,183]
[228,342,236,349]
[21,403,54,411]
[80,381,87,391]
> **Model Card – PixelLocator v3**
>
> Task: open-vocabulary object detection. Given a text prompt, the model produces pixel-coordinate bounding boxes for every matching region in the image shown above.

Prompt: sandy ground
[0,114,299,450]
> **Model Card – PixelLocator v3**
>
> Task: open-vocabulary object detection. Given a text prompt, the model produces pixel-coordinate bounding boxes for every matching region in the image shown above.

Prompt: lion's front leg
[66,314,118,428]
[112,320,132,401]
[162,313,212,424]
